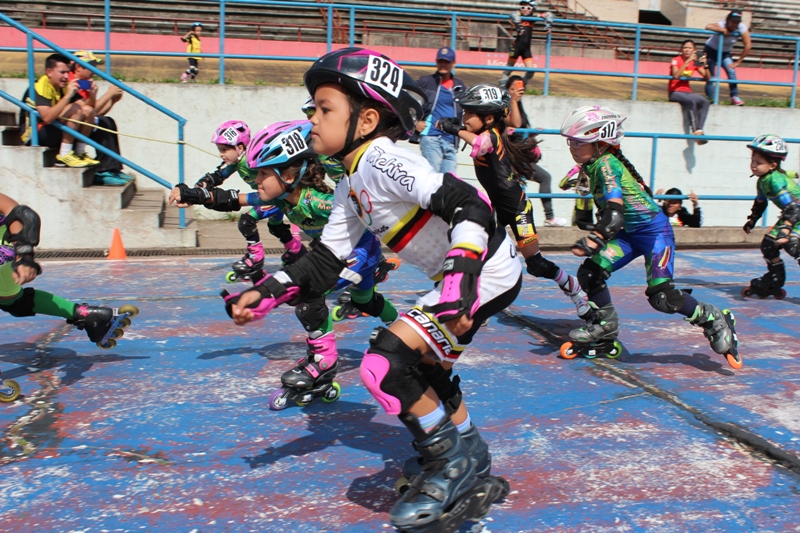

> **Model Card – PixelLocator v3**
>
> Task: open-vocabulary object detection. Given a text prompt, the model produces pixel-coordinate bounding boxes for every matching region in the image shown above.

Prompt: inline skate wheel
[331,305,345,322]
[741,287,752,298]
[225,271,238,284]
[322,382,341,403]
[112,328,125,339]
[0,379,20,403]
[386,257,400,270]
[97,338,116,350]
[726,352,743,370]
[777,289,787,300]
[395,476,410,495]
[268,388,290,411]
[119,317,132,328]
[606,341,623,359]
[119,305,139,317]
[559,341,578,359]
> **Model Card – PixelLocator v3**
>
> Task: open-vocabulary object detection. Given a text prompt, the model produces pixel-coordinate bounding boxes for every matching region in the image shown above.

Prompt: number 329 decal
[365,56,402,98]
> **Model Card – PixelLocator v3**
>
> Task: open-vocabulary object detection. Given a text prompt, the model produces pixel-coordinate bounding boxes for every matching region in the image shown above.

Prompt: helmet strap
[274,160,309,199]
[336,100,380,162]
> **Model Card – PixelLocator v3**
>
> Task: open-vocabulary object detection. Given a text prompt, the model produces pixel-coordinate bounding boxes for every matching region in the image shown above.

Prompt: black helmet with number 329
[303,47,427,140]
[456,83,511,118]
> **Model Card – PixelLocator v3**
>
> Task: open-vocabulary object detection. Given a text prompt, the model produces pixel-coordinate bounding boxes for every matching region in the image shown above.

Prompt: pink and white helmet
[560,105,626,146]
[211,120,251,147]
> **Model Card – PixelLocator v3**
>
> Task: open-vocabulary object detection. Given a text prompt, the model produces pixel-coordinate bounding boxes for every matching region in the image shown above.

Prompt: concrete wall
[581,0,641,23]
[1,78,795,227]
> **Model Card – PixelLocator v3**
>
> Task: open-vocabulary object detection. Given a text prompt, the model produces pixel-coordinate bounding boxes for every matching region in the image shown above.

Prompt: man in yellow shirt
[180,22,203,83]
[21,53,99,168]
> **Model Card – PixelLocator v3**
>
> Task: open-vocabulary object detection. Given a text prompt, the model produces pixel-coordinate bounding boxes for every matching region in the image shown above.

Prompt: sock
[456,413,472,434]
[678,292,699,318]
[418,402,446,433]
[33,291,77,320]
[244,230,261,246]
[553,268,569,288]
[74,141,86,155]
[59,142,72,157]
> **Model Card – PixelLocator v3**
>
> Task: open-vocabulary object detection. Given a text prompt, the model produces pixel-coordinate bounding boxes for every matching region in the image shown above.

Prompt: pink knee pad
[360,351,403,415]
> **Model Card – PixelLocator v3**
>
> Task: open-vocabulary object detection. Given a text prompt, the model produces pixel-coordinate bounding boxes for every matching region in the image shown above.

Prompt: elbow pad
[780,203,800,226]
[595,202,625,241]
[2,205,41,248]
[429,173,495,239]
[209,188,241,212]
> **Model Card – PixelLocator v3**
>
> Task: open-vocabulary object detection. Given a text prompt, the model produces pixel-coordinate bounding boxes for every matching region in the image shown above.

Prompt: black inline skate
[742,260,787,299]
[69,303,139,349]
[0,372,20,403]
[331,289,366,322]
[374,255,400,283]
[268,332,341,410]
[226,243,265,284]
[687,302,742,369]
[390,415,509,533]
[560,302,623,360]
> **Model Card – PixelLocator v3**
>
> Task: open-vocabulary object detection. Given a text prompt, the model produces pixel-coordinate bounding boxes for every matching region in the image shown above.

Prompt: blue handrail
[0,11,189,227]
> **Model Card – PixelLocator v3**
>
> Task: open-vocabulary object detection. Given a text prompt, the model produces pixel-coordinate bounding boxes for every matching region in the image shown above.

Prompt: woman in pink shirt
[669,39,711,145]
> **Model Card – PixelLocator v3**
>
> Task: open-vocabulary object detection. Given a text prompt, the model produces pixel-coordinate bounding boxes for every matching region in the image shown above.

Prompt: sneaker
[93,171,129,186]
[77,152,100,166]
[55,151,90,168]
[545,217,568,227]
[731,96,744,106]
[115,171,135,183]
[692,130,708,146]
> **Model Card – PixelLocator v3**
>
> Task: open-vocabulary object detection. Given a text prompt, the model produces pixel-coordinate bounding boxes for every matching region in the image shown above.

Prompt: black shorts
[188,58,199,68]
[510,39,532,60]
[29,123,63,148]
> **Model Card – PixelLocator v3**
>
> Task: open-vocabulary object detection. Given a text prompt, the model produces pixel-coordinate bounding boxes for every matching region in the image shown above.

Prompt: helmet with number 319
[456,83,511,118]
[303,47,427,139]
[747,134,788,161]
[560,105,626,146]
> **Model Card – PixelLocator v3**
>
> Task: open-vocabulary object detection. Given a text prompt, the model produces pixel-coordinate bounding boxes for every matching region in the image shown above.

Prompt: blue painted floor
[0,250,799,532]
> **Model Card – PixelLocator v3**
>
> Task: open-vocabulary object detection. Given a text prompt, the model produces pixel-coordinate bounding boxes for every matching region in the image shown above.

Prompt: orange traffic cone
[108,228,127,260]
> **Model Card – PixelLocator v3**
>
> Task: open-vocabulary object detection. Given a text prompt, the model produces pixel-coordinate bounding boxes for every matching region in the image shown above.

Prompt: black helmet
[456,83,511,118]
[303,47,427,139]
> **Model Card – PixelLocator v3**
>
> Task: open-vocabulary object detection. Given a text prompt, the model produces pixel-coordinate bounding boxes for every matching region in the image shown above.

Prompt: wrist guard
[422,248,483,323]
[209,188,241,212]
[175,183,211,205]
[437,117,464,137]
[748,200,767,224]
[195,171,224,189]
[221,273,300,322]
[595,202,625,241]
[573,233,607,256]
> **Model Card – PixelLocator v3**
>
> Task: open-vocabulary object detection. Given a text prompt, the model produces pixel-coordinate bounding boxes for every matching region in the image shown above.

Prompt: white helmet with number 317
[560,105,626,146]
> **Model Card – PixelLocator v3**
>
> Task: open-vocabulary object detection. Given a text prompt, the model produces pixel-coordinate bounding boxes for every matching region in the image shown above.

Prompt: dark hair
[45,53,70,70]
[283,157,332,195]
[479,113,538,182]
[504,75,530,129]
[346,90,407,143]
[680,39,695,48]
[608,146,653,197]
[665,187,682,196]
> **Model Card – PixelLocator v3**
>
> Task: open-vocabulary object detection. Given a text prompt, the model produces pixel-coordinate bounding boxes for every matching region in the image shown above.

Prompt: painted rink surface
[0,250,798,533]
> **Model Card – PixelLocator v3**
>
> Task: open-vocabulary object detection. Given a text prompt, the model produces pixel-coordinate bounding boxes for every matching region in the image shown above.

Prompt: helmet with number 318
[747,134,788,161]
[247,120,316,171]
[303,47,427,139]
[560,105,626,146]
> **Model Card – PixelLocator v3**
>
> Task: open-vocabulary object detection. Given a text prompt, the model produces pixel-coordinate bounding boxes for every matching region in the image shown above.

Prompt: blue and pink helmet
[303,47,427,140]
[246,120,316,192]
[211,120,251,147]
[747,134,788,161]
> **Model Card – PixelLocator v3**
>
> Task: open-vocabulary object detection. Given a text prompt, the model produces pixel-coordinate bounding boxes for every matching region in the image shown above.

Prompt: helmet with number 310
[747,134,788,161]
[303,47,427,139]
[560,105,626,146]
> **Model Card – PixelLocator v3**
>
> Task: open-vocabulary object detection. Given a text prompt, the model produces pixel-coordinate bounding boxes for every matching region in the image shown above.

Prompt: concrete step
[119,188,197,248]
[0,110,17,127]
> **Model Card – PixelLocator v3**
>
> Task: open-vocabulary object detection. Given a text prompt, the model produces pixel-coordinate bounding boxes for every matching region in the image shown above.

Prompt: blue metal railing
[0,10,189,227]
[13,0,791,106]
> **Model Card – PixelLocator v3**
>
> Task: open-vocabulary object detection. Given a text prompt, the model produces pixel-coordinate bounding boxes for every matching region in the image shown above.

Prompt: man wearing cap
[414,47,465,174]
[69,50,131,185]
[704,10,751,106]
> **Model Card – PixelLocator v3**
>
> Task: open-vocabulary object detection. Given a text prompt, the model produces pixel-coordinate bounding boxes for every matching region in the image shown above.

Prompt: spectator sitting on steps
[19,53,100,168]
[669,39,711,146]
[657,187,702,227]
[69,50,132,186]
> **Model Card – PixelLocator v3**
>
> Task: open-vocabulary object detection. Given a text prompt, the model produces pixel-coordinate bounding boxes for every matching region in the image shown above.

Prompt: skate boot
[69,303,139,349]
[396,423,491,495]
[226,243,265,284]
[268,332,341,410]
[742,261,786,299]
[0,372,20,403]
[560,302,623,359]
[374,255,401,283]
[331,290,366,322]
[561,274,592,319]
[687,302,742,369]
[390,415,509,533]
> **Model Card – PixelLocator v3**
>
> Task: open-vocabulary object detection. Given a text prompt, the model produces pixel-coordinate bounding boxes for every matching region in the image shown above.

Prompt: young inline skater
[180,22,203,83]
[225,48,518,532]
[229,119,400,409]
[558,105,741,368]
[0,192,138,402]
[741,134,800,299]
[436,82,589,319]
[498,0,550,86]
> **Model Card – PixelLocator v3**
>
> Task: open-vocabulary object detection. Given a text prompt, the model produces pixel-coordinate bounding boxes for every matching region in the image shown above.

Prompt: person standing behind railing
[704,10,751,106]
[498,0,551,87]
[669,39,711,145]
[180,22,203,83]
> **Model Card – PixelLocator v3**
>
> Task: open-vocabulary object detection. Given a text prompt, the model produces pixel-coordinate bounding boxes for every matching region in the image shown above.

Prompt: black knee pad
[761,234,781,261]
[420,363,462,413]
[352,291,386,318]
[238,212,260,239]
[294,297,329,333]
[525,253,558,279]
[785,235,800,259]
[0,287,36,318]
[189,66,198,76]
[577,259,610,296]
[645,280,685,314]
[361,327,427,414]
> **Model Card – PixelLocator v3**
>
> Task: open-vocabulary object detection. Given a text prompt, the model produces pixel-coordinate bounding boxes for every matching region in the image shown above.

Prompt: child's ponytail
[493,119,539,183]
[609,147,653,197]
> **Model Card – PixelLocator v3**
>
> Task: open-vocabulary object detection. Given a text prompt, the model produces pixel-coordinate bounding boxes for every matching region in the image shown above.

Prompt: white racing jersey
[320,137,491,279]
